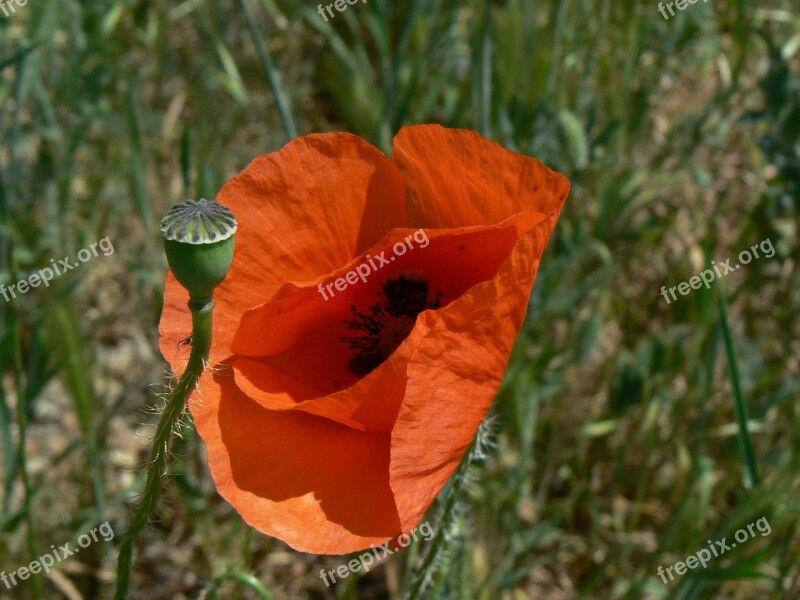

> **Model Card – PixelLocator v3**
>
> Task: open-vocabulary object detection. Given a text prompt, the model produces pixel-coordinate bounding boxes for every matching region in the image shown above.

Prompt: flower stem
[405,443,471,600]
[114,298,214,599]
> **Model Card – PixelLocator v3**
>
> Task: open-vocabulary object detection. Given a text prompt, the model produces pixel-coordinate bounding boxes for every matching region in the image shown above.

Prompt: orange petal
[387,125,569,530]
[225,218,544,432]
[390,220,559,530]
[190,367,402,554]
[159,132,407,372]
[393,124,567,228]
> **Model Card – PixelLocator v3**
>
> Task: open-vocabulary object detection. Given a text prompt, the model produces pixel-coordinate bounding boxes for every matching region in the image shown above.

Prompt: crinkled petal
[394,124,567,228]
[159,132,407,371]
[191,368,401,554]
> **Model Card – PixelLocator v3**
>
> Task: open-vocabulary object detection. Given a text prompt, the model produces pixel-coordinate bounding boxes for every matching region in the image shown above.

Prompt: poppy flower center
[228,224,528,398]
[342,271,442,376]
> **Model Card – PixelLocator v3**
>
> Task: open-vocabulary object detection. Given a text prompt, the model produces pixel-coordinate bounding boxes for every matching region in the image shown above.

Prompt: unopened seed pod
[160,198,237,307]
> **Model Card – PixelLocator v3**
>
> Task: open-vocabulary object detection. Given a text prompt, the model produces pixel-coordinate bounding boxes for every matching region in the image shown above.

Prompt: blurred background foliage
[0,0,799,598]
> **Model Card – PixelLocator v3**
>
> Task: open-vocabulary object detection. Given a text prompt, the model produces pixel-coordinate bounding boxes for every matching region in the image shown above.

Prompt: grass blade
[718,291,760,488]
[238,0,297,140]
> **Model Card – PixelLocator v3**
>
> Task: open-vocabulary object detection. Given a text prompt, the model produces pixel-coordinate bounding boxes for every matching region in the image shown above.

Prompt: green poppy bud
[160,199,237,308]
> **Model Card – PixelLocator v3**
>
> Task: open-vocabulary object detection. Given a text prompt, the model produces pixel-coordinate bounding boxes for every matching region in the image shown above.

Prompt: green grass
[1,0,799,598]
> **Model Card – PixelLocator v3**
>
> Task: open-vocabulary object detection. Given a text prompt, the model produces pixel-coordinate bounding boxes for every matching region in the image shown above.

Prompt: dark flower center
[341,271,443,376]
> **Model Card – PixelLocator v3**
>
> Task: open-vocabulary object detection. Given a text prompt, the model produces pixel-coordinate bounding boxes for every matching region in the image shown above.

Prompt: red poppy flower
[158,124,569,554]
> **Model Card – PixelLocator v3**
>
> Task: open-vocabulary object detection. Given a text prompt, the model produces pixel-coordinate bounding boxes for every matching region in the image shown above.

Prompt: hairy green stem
[405,444,472,600]
[114,299,214,599]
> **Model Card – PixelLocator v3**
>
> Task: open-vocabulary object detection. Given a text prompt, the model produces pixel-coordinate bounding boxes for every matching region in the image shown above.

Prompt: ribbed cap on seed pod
[160,198,237,305]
